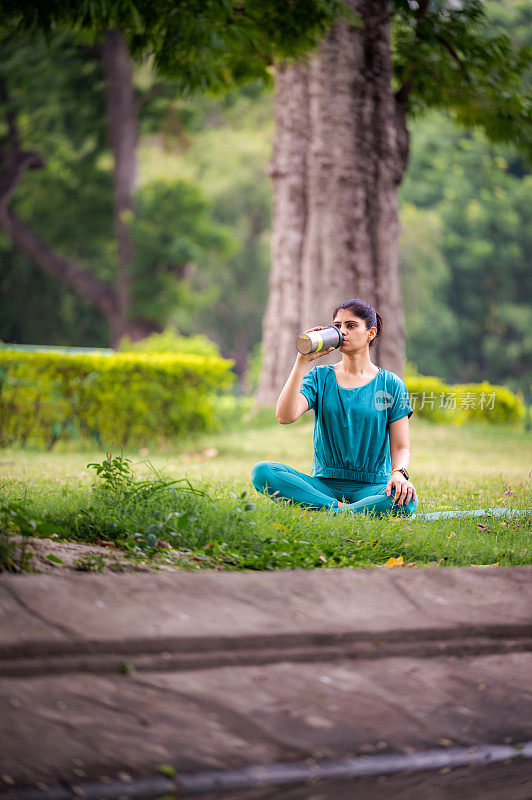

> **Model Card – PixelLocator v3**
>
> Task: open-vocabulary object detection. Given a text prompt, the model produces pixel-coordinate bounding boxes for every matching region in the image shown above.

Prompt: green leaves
[0,350,234,448]
[155,764,177,778]
[2,1,347,91]
[401,109,532,392]
[45,553,65,565]
[128,181,237,323]
[392,0,532,159]
[0,502,38,572]
[87,455,135,487]
[0,502,38,536]
[73,553,105,572]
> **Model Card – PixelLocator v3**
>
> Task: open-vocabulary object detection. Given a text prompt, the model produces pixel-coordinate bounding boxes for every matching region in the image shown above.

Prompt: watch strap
[391,467,409,480]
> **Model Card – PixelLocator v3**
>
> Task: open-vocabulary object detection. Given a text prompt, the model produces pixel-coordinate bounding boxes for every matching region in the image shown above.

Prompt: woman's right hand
[296,326,337,363]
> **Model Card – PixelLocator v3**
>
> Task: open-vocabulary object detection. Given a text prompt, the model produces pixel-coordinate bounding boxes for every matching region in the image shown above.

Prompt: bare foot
[337,501,348,507]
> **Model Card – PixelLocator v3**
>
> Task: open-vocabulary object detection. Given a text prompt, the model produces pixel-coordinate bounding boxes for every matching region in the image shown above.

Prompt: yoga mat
[412,508,530,521]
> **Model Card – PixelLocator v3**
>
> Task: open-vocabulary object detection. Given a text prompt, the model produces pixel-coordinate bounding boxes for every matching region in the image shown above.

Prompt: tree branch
[0,75,116,319]
[0,207,117,317]
[0,149,44,210]
[0,75,43,204]
[434,34,472,84]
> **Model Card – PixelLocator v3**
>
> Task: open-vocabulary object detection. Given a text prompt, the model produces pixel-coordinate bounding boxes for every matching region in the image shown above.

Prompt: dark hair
[332,298,383,348]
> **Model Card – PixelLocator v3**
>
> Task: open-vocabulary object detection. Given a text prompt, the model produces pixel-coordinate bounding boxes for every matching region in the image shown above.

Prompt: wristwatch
[392,467,409,480]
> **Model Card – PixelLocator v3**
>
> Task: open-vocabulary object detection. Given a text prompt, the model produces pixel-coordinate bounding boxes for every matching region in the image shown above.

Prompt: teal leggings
[251,461,418,517]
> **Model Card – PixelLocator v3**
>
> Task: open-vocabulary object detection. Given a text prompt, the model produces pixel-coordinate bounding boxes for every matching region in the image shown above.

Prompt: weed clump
[63,454,269,569]
[0,503,36,572]
[2,452,530,572]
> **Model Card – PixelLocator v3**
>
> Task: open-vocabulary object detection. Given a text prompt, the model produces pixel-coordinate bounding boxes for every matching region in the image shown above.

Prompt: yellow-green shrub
[453,381,525,425]
[0,351,234,448]
[405,374,524,425]
[404,375,457,423]
[119,328,222,358]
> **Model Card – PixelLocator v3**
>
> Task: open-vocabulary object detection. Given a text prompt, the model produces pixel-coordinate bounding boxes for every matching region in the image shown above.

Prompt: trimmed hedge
[405,376,524,425]
[0,350,233,448]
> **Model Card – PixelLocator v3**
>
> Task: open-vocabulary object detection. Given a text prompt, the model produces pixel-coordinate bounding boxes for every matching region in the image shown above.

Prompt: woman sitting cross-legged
[251,298,418,517]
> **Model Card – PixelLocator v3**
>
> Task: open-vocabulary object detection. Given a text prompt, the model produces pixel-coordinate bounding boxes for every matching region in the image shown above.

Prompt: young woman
[251,298,418,516]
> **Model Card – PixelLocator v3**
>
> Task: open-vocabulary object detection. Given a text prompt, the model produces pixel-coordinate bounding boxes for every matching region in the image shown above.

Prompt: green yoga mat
[412,508,530,521]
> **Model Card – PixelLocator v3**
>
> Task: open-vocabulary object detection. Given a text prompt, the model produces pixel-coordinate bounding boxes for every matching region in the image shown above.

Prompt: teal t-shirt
[299,365,413,482]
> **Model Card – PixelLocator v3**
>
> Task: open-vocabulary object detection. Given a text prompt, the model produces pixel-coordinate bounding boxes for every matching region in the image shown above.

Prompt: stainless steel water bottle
[296,326,344,355]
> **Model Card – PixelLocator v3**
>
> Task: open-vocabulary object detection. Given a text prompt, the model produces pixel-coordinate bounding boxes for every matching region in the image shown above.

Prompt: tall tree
[255,0,531,403]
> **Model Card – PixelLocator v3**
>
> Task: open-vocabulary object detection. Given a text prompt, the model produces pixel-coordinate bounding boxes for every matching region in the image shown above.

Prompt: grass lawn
[1,415,530,572]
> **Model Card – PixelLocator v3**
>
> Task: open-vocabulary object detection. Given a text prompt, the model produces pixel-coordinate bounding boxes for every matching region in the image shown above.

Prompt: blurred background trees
[0,0,530,394]
[0,0,342,347]
[401,112,532,391]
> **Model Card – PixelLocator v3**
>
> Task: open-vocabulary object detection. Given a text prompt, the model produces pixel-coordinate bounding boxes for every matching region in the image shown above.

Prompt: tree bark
[102,29,138,346]
[256,0,410,405]
[259,63,310,399]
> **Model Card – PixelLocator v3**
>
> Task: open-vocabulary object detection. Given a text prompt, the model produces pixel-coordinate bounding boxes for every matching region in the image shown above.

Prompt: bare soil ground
[12,537,164,573]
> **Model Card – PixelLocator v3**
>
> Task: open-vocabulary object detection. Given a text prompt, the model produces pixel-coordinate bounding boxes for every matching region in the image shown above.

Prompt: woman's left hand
[386,474,417,507]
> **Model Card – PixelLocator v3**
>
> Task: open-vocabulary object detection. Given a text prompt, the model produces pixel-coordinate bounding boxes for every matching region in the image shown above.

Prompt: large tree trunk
[102,29,138,346]
[256,0,409,405]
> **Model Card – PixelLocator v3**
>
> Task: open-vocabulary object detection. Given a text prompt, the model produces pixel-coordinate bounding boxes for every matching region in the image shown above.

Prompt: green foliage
[0,29,239,349]
[405,375,525,425]
[73,553,106,572]
[66,455,218,553]
[0,501,41,573]
[243,342,263,394]
[213,394,255,431]
[392,0,532,159]
[2,418,530,572]
[2,1,349,91]
[5,453,531,570]
[401,112,531,393]
[0,350,234,448]
[119,327,222,358]
[2,0,531,392]
[405,375,453,423]
[129,180,237,325]
[0,29,112,346]
[138,85,275,370]
[87,453,135,488]
[400,204,458,379]
[396,1,531,390]
[45,553,65,565]
[453,382,525,425]
[484,0,532,52]
[155,765,177,779]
